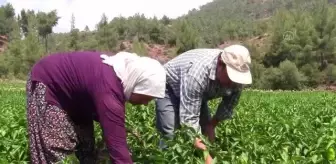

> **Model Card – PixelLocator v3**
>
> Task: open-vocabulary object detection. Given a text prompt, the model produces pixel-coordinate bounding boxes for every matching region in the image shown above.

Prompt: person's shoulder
[164,48,220,68]
[186,48,221,52]
[69,51,104,56]
[184,48,221,60]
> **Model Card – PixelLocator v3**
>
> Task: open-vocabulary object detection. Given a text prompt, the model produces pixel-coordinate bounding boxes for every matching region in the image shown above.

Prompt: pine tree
[36,10,59,53]
[69,13,79,51]
[96,13,118,51]
[175,20,200,54]
[20,9,29,37]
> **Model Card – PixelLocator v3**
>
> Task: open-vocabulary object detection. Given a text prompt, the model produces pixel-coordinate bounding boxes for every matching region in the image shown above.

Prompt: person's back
[164,48,223,98]
[30,51,124,123]
[26,51,167,164]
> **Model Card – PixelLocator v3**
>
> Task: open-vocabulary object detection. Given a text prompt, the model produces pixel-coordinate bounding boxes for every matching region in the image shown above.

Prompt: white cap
[220,44,252,84]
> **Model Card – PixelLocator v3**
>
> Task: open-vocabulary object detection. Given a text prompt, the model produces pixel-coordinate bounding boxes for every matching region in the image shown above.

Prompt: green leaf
[311,155,318,163]
[327,147,335,161]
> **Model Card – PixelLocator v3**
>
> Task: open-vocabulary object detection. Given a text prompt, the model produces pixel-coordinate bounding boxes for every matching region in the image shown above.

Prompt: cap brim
[226,65,252,85]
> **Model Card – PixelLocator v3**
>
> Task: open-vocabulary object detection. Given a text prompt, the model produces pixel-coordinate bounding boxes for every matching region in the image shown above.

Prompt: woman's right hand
[194,138,213,164]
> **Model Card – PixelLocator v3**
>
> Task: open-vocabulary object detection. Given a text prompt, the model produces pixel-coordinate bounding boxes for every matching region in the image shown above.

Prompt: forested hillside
[0,0,336,90]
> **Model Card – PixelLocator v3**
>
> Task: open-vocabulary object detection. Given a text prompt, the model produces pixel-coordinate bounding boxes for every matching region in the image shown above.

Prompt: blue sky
[0,0,5,5]
[1,0,212,33]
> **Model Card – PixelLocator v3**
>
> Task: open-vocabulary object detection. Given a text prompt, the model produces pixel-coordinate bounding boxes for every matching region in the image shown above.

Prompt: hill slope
[2,0,336,90]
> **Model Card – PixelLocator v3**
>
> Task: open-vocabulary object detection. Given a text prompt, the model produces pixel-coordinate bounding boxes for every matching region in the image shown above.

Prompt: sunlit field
[1,82,335,163]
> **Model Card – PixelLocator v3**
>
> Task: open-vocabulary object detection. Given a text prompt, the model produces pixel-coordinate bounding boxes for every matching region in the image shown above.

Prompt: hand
[194,137,206,151]
[195,138,213,164]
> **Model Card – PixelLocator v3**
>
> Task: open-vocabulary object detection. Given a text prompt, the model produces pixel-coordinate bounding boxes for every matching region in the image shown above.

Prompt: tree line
[0,0,336,90]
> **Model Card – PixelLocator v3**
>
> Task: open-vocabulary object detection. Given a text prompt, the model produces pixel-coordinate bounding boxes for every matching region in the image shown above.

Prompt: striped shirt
[164,49,242,132]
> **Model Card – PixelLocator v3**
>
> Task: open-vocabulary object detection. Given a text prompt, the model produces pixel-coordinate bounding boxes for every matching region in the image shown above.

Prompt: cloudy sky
[1,0,212,33]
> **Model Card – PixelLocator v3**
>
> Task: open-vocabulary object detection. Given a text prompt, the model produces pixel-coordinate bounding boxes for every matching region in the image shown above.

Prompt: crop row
[0,83,335,163]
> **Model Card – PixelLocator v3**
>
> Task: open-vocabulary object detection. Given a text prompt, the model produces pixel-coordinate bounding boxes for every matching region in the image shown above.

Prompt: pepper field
[1,81,336,164]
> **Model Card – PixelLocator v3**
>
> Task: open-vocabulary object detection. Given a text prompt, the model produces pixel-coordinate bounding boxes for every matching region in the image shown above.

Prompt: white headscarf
[100,52,166,100]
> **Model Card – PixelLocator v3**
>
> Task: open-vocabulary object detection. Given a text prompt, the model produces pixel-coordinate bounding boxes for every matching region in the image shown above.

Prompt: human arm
[179,74,205,135]
[213,88,242,123]
[94,94,133,164]
[200,88,242,143]
[179,73,214,161]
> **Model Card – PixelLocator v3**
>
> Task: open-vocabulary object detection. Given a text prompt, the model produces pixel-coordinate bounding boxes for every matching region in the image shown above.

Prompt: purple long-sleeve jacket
[30,51,133,163]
